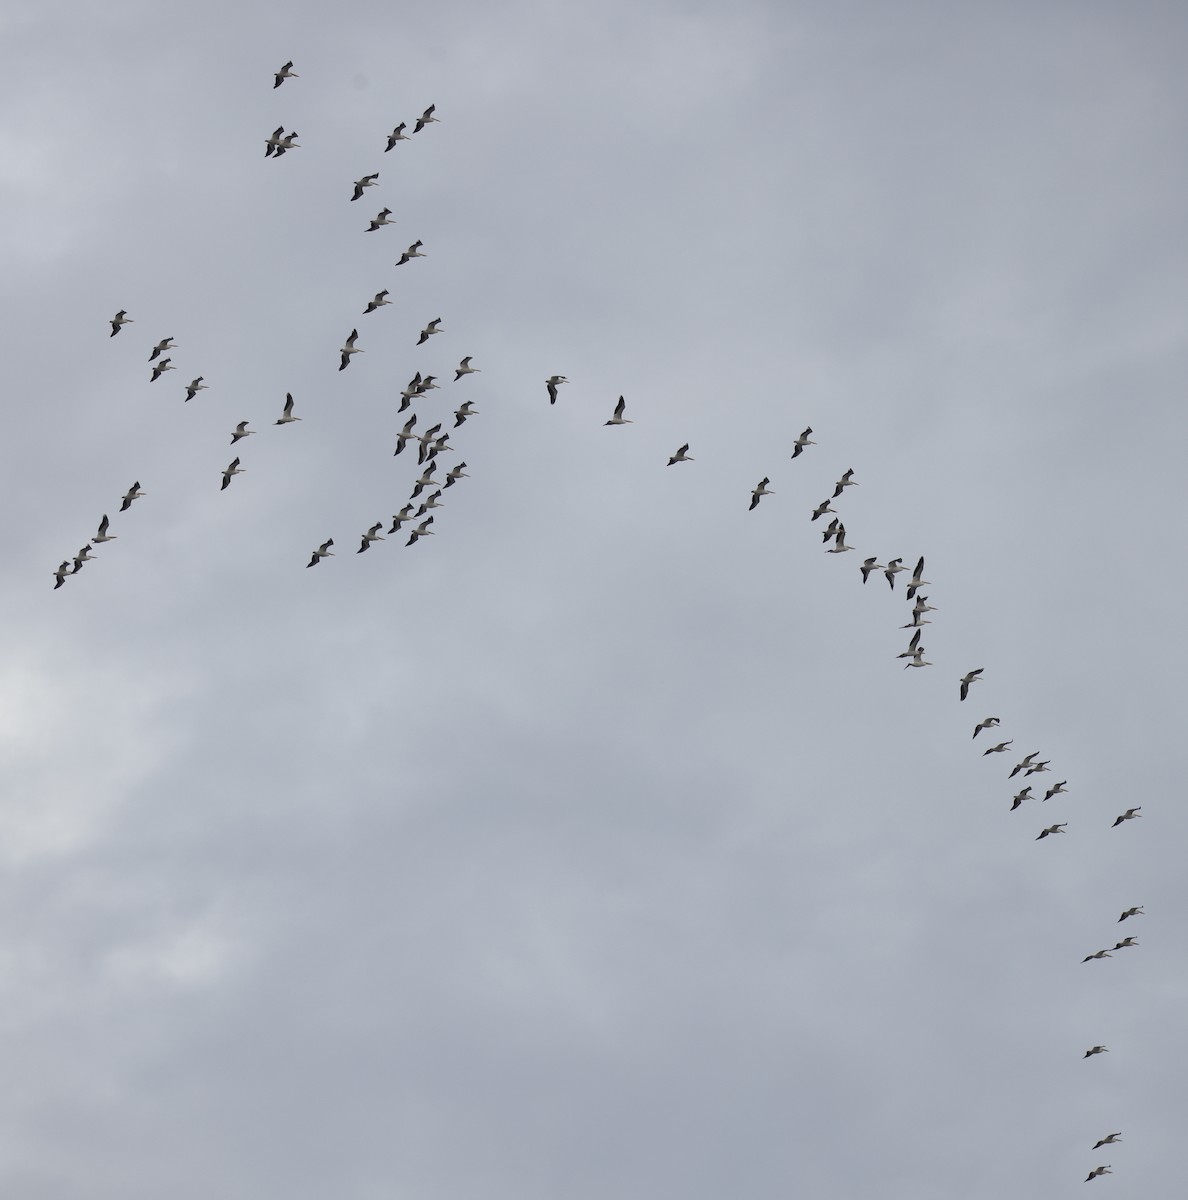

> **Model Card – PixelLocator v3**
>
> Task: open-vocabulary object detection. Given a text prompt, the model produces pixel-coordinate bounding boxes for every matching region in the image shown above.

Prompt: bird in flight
[1036,823,1067,840]
[454,356,479,380]
[1092,1133,1122,1150]
[220,458,244,491]
[366,207,395,231]
[120,482,145,511]
[275,392,300,424]
[1042,781,1068,801]
[339,329,362,370]
[454,402,478,428]
[414,104,438,132]
[1081,949,1112,963]
[416,318,442,345]
[831,468,857,499]
[972,717,1000,739]
[396,240,425,266]
[274,61,298,88]
[1112,807,1141,827]
[92,514,116,544]
[148,337,176,362]
[605,395,633,426]
[959,669,984,701]
[351,173,379,202]
[748,477,774,510]
[667,444,693,466]
[53,561,70,590]
[184,377,207,402]
[1083,1045,1108,1058]
[307,539,334,567]
[791,427,815,458]
[1084,1166,1112,1182]
[385,123,410,151]
[884,558,906,590]
[1118,906,1143,922]
[982,740,1013,756]
[230,421,254,445]
[546,375,568,405]
[860,557,884,583]
[364,290,391,314]
[1009,788,1032,811]
[110,310,133,336]
[150,358,174,383]
[357,523,385,553]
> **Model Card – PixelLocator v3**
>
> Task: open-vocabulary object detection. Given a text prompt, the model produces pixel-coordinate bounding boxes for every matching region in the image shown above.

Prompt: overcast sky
[3,1,1187,1196]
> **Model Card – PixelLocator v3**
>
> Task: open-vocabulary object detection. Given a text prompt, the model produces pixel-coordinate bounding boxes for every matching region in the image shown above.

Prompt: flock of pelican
[68,59,1147,1187]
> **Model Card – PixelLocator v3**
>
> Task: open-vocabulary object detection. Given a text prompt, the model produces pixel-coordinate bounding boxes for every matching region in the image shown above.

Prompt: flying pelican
[220,458,244,491]
[275,392,300,424]
[148,337,176,361]
[53,561,70,589]
[366,208,395,231]
[184,377,207,401]
[444,463,469,488]
[1112,937,1138,949]
[71,545,95,574]
[454,356,479,380]
[413,104,438,132]
[902,651,932,669]
[1081,950,1112,963]
[749,477,774,510]
[110,310,133,336]
[339,329,362,370]
[1084,1166,1112,1181]
[274,131,300,155]
[396,240,425,265]
[905,556,931,600]
[606,395,633,426]
[1083,1045,1108,1058]
[546,375,568,404]
[1112,807,1141,827]
[791,428,815,458]
[1025,760,1052,776]
[1009,751,1040,778]
[972,717,1001,739]
[454,402,478,427]
[1036,823,1067,840]
[960,667,984,700]
[831,468,857,498]
[1042,781,1068,801]
[406,517,435,546]
[410,466,438,497]
[398,376,423,410]
[913,596,938,615]
[389,505,415,534]
[364,290,391,313]
[230,421,254,445]
[1092,1134,1122,1150]
[357,523,385,553]
[1118,906,1143,922]
[425,434,451,459]
[1010,787,1032,811]
[394,416,418,455]
[351,173,379,201]
[149,358,174,382]
[897,630,924,659]
[92,514,116,543]
[826,531,854,553]
[119,482,145,511]
[415,423,442,464]
[811,500,836,521]
[884,558,906,589]
[821,518,841,544]
[385,123,410,151]
[306,539,334,567]
[860,557,884,582]
[416,318,442,344]
[416,374,440,392]
[274,61,298,88]
[901,615,931,629]
[667,444,693,465]
[264,125,285,156]
[982,740,1013,756]
[415,490,444,516]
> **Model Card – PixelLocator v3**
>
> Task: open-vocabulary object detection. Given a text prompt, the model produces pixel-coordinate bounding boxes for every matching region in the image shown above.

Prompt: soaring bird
[667,444,693,466]
[905,557,930,600]
[393,416,418,455]
[92,514,116,543]
[230,421,254,445]
[1036,823,1067,840]
[351,173,379,201]
[414,424,442,465]
[982,740,1013,756]
[264,125,286,157]
[1118,906,1143,922]
[1081,950,1112,963]
[1010,788,1032,811]
[1042,781,1069,801]
[415,490,444,517]
[1009,752,1040,779]
[972,717,1000,739]
[149,359,174,382]
[366,208,395,231]
[1112,807,1141,827]
[1084,1166,1112,1182]
[357,523,385,553]
[416,318,442,344]
[272,130,300,155]
[110,310,133,336]
[71,545,96,574]
[364,290,391,314]
[410,465,439,497]
[831,468,857,498]
[960,667,984,700]
[791,427,815,458]
[884,558,906,589]
[605,395,633,426]
[220,458,244,491]
[902,651,932,669]
[184,377,207,401]
[897,629,924,659]
[148,337,176,361]
[385,123,410,151]
[275,392,300,424]
[53,561,70,589]
[811,500,836,521]
[396,240,425,265]
[413,104,438,132]
[307,539,334,567]
[454,402,478,428]
[454,356,479,380]
[860,557,884,583]
[388,505,415,534]
[748,477,774,510]
[444,463,469,488]
[546,375,568,404]
[826,530,854,553]
[406,517,435,546]
[821,518,841,544]
[1092,1134,1121,1150]
[274,61,298,88]
[1112,937,1138,950]
[119,482,145,511]
[1083,1045,1108,1058]
[339,329,362,370]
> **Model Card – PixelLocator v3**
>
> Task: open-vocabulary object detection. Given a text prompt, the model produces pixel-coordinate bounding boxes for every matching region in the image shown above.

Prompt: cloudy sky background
[3,1,1187,1195]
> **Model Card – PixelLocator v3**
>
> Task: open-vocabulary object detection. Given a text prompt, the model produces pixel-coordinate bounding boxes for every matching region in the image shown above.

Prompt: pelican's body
[148,337,176,361]
[396,240,425,265]
[972,717,1000,738]
[389,506,415,534]
[605,395,633,426]
[351,173,379,202]
[394,416,418,455]
[546,375,568,404]
[366,207,394,231]
[53,561,70,589]
[385,123,410,151]
[185,377,207,401]
[1010,788,1032,811]
[265,125,285,156]
[860,557,884,582]
[1112,937,1138,949]
[92,514,116,543]
[364,290,391,313]
[1081,950,1112,963]
[275,392,301,424]
[72,545,96,573]
[110,310,133,336]
[416,317,442,344]
[748,477,773,510]
[667,444,693,466]
[1042,781,1068,801]
[905,556,930,600]
[1036,823,1067,840]
[454,401,478,427]
[339,329,362,370]
[119,482,145,511]
[307,539,334,567]
[413,104,438,132]
[444,463,468,488]
[406,517,435,546]
[1009,752,1040,778]
[791,427,815,458]
[357,523,385,553]
[274,131,300,155]
[1092,1134,1121,1150]
[1112,807,1141,827]
[274,61,298,88]
[831,468,857,498]
[884,558,905,589]
[1085,1166,1112,1181]
[231,421,254,445]
[150,358,174,382]
[415,490,444,516]
[220,458,244,491]
[454,356,479,380]
[1083,1046,1108,1058]
[982,740,1013,756]
[1118,906,1143,922]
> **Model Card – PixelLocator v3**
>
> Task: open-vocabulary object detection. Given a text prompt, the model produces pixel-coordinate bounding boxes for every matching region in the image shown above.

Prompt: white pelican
[454,356,479,380]
[1083,1045,1108,1058]
[385,123,410,151]
[1010,787,1032,811]
[1112,807,1141,827]
[274,131,300,155]
[811,499,836,521]
[393,416,417,455]
[110,310,133,336]
[606,395,633,425]
[1085,1166,1112,1181]
[667,444,693,465]
[415,490,444,516]
[410,466,438,497]
[53,561,70,589]
[413,104,438,132]
[1036,823,1067,840]
[1042,781,1068,801]
[398,374,423,409]
[444,463,468,488]
[860,556,884,582]
[274,61,297,88]
[416,317,442,344]
[357,523,385,553]
[897,630,924,659]
[339,329,362,370]
[972,717,1000,739]
[905,556,930,600]
[92,514,116,543]
[264,125,285,156]
[884,558,906,589]
[454,401,478,427]
[406,517,434,546]
[827,531,854,553]
[415,423,442,464]
[148,337,176,361]
[901,615,931,629]
[982,740,1013,756]
[351,173,379,201]
[821,517,841,543]
[1118,906,1143,921]
[749,477,773,510]
[913,596,938,614]
[1009,752,1039,778]
[424,434,450,459]
[220,458,244,491]
[791,427,815,458]
[1092,1134,1122,1149]
[389,505,415,534]
[961,671,985,705]
[1081,950,1112,963]
[275,392,300,424]
[546,375,568,404]
[1025,760,1051,776]
[185,377,207,401]
[1112,937,1138,949]
[307,539,334,567]
[71,545,96,573]
[119,482,145,511]
[230,421,254,445]
[396,240,425,265]
[417,374,439,391]
[366,207,394,231]
[149,358,174,382]
[364,290,390,313]
[903,652,932,669]
[831,468,857,498]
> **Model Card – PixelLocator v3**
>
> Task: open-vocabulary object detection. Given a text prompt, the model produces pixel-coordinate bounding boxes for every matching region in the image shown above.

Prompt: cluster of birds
[72,60,1148,1188]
